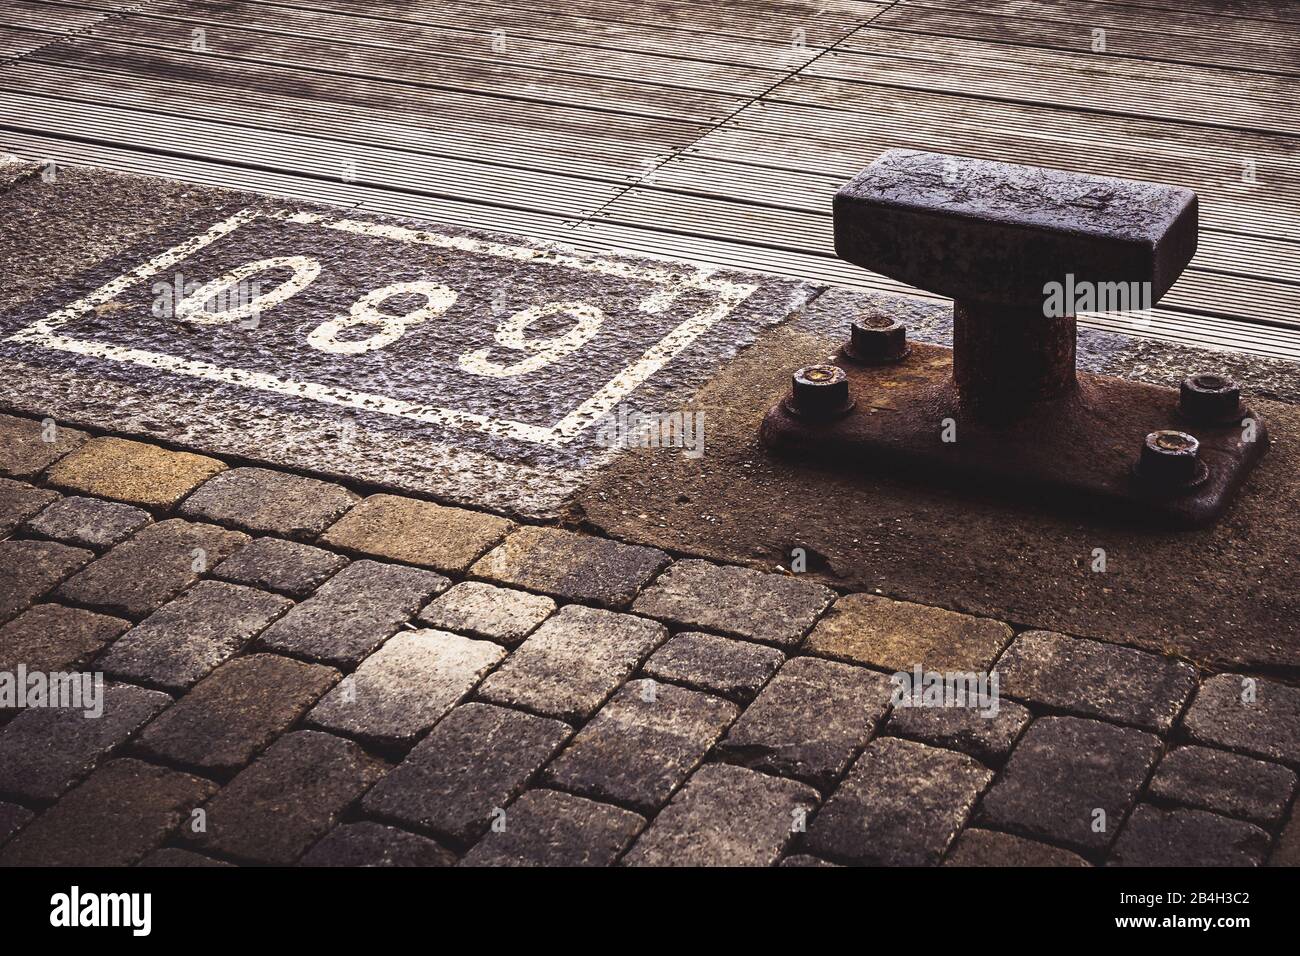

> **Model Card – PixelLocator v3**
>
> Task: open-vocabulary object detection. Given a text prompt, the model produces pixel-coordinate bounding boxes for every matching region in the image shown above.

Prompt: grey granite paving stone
[415,580,555,646]
[0,412,87,480]
[1148,745,1296,826]
[476,604,667,721]
[543,679,738,813]
[319,493,513,573]
[804,737,992,865]
[632,559,834,647]
[715,656,894,790]
[99,580,292,691]
[362,702,571,845]
[0,478,58,536]
[996,630,1198,732]
[300,822,456,867]
[469,526,669,608]
[0,539,93,623]
[459,789,645,867]
[186,730,387,865]
[257,559,449,666]
[213,537,349,598]
[0,801,33,847]
[0,681,171,802]
[178,466,359,539]
[1183,673,1300,765]
[23,495,150,549]
[885,698,1031,764]
[623,763,818,867]
[138,847,233,867]
[1109,805,1270,867]
[0,604,129,673]
[307,629,504,747]
[642,631,785,701]
[943,829,1091,867]
[977,716,1162,854]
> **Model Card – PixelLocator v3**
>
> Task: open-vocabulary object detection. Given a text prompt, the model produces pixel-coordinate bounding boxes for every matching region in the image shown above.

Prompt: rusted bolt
[1135,429,1208,490]
[843,314,908,364]
[1179,373,1244,424]
[786,364,854,420]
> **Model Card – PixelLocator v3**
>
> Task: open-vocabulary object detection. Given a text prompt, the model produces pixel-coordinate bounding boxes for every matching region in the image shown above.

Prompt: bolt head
[1179,373,1243,424]
[787,364,854,419]
[1137,429,1207,489]
[844,314,908,363]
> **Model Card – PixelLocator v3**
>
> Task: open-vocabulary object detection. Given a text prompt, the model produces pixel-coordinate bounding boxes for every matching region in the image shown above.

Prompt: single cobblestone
[0,802,33,847]
[138,848,233,867]
[623,763,818,867]
[632,559,834,647]
[977,716,1161,854]
[642,631,784,702]
[885,699,1031,764]
[0,539,92,623]
[416,581,555,646]
[186,730,386,865]
[0,681,170,802]
[780,854,839,867]
[1183,673,1300,765]
[179,467,359,539]
[1148,745,1296,826]
[0,412,87,480]
[544,679,737,813]
[805,593,1012,672]
[0,758,216,866]
[307,629,504,747]
[24,495,151,549]
[805,737,991,865]
[459,789,644,867]
[363,702,571,846]
[55,520,248,618]
[0,478,58,536]
[715,656,893,790]
[0,604,128,672]
[213,537,349,598]
[300,821,456,867]
[1109,805,1270,866]
[99,581,292,691]
[320,493,512,573]
[943,829,1091,867]
[135,654,338,775]
[996,630,1197,732]
[477,604,667,721]
[470,526,668,608]
[45,437,225,509]
[257,559,448,667]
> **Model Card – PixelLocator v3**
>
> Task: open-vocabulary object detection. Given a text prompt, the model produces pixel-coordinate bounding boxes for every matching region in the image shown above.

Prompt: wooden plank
[1090,0,1300,24]
[0,1,114,32]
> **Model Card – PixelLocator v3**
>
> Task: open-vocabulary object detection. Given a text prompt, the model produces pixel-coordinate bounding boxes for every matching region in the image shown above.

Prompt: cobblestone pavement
[1,411,1297,867]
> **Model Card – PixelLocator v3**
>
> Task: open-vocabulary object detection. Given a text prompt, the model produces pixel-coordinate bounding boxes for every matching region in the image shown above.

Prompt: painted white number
[459,301,603,378]
[307,281,457,355]
[176,256,321,324]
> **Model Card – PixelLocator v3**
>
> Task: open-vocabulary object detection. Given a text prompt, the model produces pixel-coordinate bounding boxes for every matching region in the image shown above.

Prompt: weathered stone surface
[943,828,1091,867]
[1183,673,1300,765]
[805,737,991,865]
[997,630,1197,732]
[0,801,33,847]
[45,436,225,509]
[0,681,170,802]
[320,493,512,573]
[886,698,1031,764]
[257,559,448,666]
[0,539,92,623]
[623,763,818,867]
[544,680,737,813]
[978,716,1161,854]
[460,789,644,867]
[135,654,338,774]
[1271,811,1300,866]
[632,559,833,647]
[716,656,893,790]
[477,604,667,721]
[55,519,248,618]
[0,412,87,480]
[138,847,233,867]
[24,494,150,549]
[300,821,455,867]
[213,537,349,598]
[416,581,555,646]
[187,730,386,865]
[0,478,58,535]
[470,526,668,608]
[780,854,840,867]
[805,593,1012,672]
[179,467,358,539]
[307,629,504,746]
[0,604,129,672]
[643,631,785,702]
[0,758,216,866]
[1109,805,1270,867]
[1148,746,1296,827]
[363,702,571,845]
[99,581,292,691]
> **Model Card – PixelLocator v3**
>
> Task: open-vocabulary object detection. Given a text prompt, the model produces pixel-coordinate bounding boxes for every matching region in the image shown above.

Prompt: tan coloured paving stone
[0,477,59,535]
[320,493,513,574]
[943,829,1091,867]
[45,437,225,509]
[416,581,555,646]
[0,604,129,673]
[178,467,359,539]
[805,593,1012,672]
[0,413,87,480]
[0,539,93,623]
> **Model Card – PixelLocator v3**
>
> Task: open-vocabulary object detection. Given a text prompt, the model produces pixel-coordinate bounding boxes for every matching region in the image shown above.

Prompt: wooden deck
[2,0,1298,357]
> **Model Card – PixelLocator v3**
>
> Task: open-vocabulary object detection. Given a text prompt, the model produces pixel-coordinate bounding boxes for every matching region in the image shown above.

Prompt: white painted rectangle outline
[9,208,757,445]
